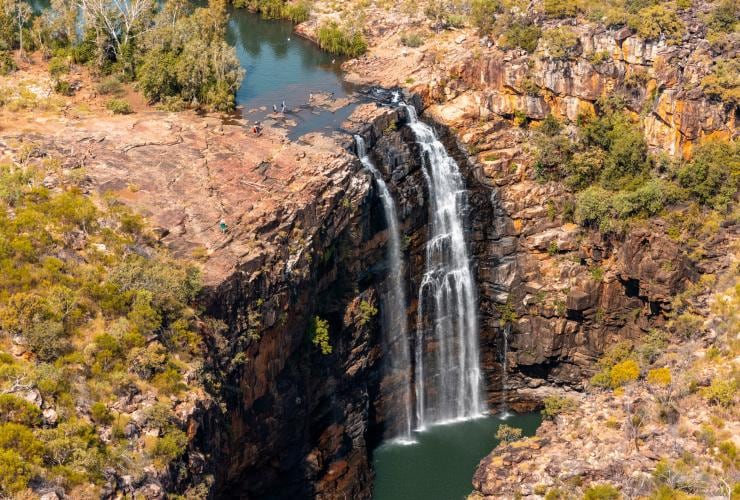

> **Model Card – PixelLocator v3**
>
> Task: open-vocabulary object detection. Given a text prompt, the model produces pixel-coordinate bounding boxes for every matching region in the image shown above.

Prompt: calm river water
[226,9,358,138]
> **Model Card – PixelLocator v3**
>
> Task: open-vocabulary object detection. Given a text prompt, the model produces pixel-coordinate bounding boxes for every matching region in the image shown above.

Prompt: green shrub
[0,394,41,426]
[541,27,580,60]
[48,55,70,77]
[282,1,311,23]
[703,378,736,407]
[583,483,621,500]
[470,0,500,32]
[309,315,332,354]
[543,0,577,18]
[677,140,739,209]
[106,99,133,115]
[0,448,33,495]
[541,395,577,420]
[90,402,112,425]
[150,429,188,462]
[701,58,739,105]
[0,50,16,75]
[575,186,613,231]
[400,32,424,48]
[54,78,74,96]
[496,423,523,443]
[499,21,541,53]
[317,20,367,57]
[707,0,737,33]
[628,5,684,44]
[96,76,124,96]
[358,300,378,326]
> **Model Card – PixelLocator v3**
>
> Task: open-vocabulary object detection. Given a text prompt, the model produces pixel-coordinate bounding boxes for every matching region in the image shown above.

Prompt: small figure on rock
[281,101,286,113]
[219,219,228,233]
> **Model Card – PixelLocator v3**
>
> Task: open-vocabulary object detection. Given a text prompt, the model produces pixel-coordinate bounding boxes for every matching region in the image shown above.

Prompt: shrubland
[530,97,739,235]
[0,150,205,496]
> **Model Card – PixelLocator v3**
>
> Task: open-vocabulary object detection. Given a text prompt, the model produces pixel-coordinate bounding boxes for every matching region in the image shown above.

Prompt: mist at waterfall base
[372,412,542,500]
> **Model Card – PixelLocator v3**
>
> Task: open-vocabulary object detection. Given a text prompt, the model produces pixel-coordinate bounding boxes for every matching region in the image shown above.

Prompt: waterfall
[500,324,511,419]
[403,104,486,427]
[355,135,414,443]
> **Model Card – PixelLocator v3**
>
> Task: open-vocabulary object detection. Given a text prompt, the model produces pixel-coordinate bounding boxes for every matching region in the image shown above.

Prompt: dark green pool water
[372,412,542,500]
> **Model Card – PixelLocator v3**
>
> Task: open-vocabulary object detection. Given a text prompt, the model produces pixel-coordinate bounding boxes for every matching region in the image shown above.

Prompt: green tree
[309,315,332,354]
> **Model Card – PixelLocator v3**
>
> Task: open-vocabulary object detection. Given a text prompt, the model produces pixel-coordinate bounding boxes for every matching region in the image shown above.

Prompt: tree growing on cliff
[309,315,332,355]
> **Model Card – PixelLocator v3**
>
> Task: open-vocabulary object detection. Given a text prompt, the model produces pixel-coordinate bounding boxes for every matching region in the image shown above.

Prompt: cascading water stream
[355,135,414,443]
[402,104,486,428]
[500,324,512,419]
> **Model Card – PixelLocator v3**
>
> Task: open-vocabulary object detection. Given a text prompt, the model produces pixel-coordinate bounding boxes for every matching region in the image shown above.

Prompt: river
[227,9,359,138]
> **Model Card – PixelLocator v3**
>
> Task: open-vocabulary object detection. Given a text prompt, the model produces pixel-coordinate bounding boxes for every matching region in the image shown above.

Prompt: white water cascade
[403,104,486,428]
[355,135,414,442]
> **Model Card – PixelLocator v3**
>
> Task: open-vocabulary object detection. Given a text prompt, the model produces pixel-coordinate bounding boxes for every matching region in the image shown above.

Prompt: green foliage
[316,20,367,57]
[628,4,684,44]
[591,342,639,389]
[541,395,577,420]
[0,158,202,491]
[677,140,739,209]
[583,483,621,500]
[96,76,125,96]
[400,32,424,48]
[106,98,133,115]
[358,300,378,326]
[0,50,15,75]
[0,448,33,494]
[309,315,332,354]
[470,0,500,33]
[707,0,737,33]
[499,21,541,53]
[134,2,244,112]
[0,394,41,426]
[496,301,517,327]
[150,429,188,462]
[701,57,739,105]
[702,378,736,407]
[90,402,112,425]
[542,0,578,18]
[541,27,579,60]
[496,423,523,443]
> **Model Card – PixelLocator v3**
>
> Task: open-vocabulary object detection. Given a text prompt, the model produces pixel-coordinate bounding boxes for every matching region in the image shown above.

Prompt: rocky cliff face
[188,103,441,499]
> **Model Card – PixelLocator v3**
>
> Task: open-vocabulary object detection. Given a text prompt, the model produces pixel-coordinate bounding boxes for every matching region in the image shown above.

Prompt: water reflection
[226,8,358,138]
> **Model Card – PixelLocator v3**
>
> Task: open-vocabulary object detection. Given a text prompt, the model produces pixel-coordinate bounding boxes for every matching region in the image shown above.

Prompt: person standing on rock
[281,101,286,113]
[219,219,228,233]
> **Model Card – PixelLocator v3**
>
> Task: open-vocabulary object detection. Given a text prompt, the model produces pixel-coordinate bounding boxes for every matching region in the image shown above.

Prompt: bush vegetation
[496,423,523,443]
[533,99,738,233]
[309,315,332,354]
[233,0,312,23]
[2,0,244,112]
[317,20,367,57]
[0,155,203,494]
[541,395,577,419]
[106,98,133,114]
